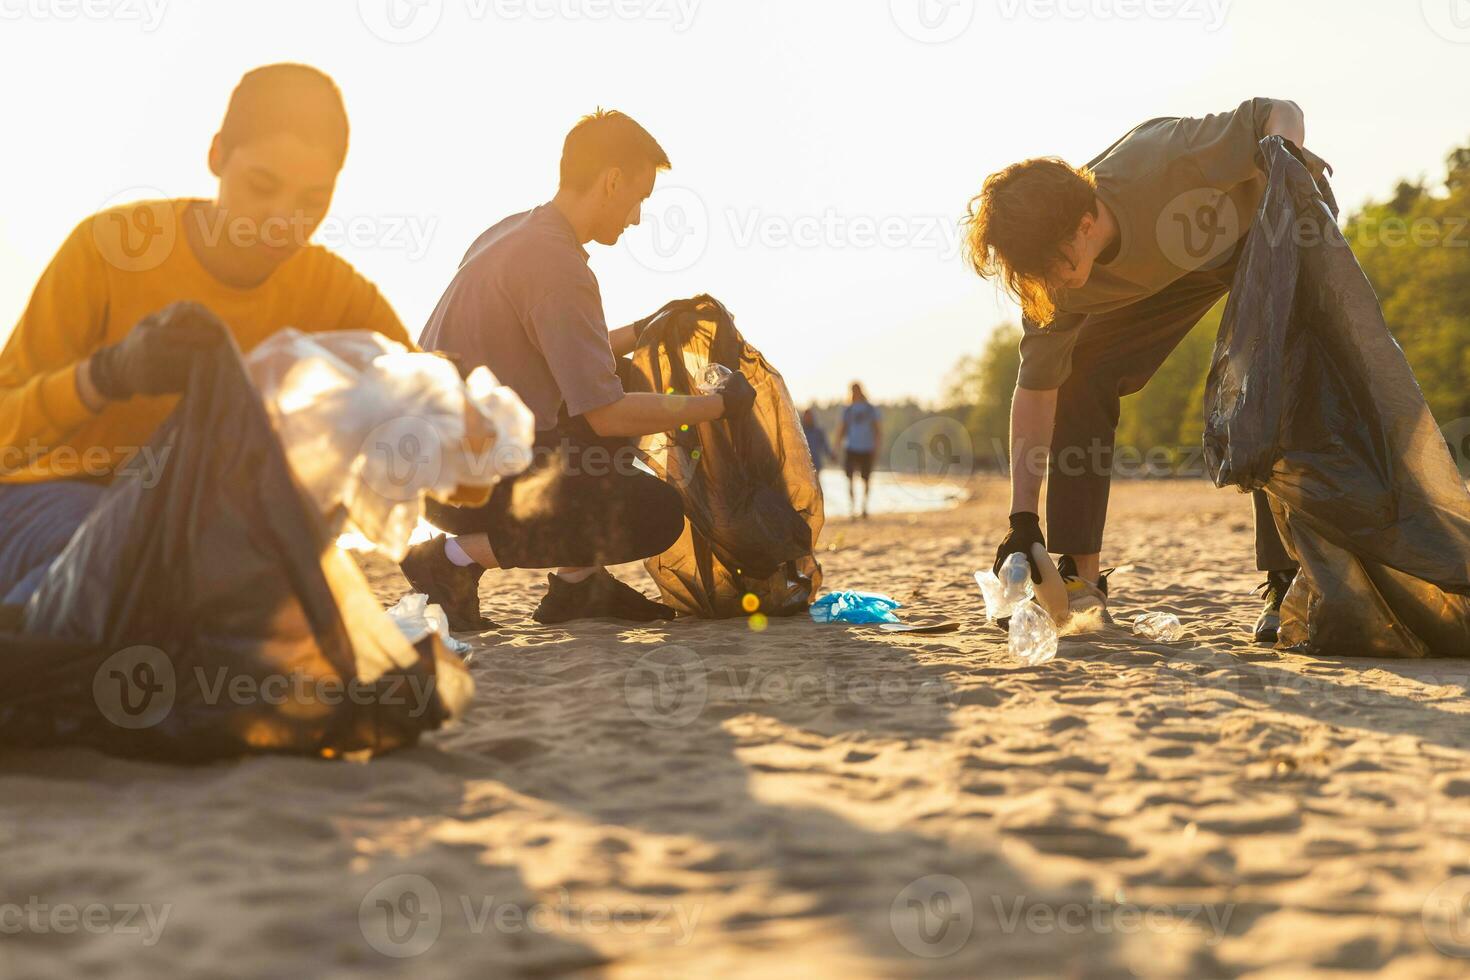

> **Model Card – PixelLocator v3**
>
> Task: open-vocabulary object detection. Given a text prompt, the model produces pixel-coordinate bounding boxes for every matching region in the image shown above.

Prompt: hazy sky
[1,0,1466,405]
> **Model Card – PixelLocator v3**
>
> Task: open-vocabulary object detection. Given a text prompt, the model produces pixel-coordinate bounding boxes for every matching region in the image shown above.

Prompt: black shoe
[398,535,494,632]
[1253,569,1297,645]
[532,570,677,624]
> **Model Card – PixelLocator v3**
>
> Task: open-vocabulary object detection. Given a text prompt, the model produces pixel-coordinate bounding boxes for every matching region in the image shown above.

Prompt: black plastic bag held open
[624,296,823,618]
[1205,136,1470,658]
[3,328,472,759]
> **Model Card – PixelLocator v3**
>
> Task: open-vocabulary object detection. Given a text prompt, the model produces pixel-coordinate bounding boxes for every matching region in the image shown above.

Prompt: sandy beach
[3,476,1470,978]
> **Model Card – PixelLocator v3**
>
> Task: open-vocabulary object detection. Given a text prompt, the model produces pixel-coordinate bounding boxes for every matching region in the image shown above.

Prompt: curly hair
[961,157,1097,325]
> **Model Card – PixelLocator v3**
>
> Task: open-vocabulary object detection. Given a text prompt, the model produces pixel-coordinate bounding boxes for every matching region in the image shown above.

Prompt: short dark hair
[559,109,670,191]
[962,157,1097,325]
[218,64,350,169]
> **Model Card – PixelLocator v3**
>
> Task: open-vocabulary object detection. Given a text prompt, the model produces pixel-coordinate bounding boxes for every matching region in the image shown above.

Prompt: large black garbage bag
[1204,135,1470,658]
[624,295,823,618]
[2,328,472,759]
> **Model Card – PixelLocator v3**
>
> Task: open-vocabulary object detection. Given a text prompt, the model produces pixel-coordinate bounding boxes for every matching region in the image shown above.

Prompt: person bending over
[965,98,1330,642]
[0,64,408,609]
[403,109,756,628]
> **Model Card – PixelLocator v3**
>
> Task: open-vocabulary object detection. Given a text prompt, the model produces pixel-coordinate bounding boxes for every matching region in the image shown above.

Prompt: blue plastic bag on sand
[810,591,901,625]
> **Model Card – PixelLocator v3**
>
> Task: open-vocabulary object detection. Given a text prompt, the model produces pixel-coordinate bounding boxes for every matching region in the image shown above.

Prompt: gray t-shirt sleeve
[1179,97,1290,189]
[1016,311,1086,390]
[524,272,625,418]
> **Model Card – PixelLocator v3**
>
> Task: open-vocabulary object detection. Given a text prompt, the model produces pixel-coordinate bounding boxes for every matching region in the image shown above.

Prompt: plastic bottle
[974,551,1035,621]
[1009,601,1059,665]
[1132,612,1185,643]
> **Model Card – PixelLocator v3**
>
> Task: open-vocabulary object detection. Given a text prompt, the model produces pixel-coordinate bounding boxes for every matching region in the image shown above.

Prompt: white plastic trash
[1133,612,1185,643]
[386,593,472,656]
[248,329,536,561]
[975,551,1035,622]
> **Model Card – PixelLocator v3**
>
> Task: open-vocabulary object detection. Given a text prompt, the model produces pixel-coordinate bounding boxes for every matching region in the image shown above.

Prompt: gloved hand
[993,511,1046,584]
[716,371,757,420]
[89,301,227,401]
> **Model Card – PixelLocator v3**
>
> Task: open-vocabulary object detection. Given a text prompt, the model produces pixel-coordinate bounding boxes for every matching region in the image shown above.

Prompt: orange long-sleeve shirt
[0,198,409,484]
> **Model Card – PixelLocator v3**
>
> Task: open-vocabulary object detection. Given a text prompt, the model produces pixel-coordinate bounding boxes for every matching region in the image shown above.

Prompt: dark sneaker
[398,534,494,632]
[532,570,677,624]
[1253,569,1297,645]
[1057,555,1114,625]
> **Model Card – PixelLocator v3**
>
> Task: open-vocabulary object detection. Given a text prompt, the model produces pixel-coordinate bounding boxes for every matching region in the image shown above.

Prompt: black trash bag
[2,327,472,759]
[624,295,824,618]
[1204,135,1470,658]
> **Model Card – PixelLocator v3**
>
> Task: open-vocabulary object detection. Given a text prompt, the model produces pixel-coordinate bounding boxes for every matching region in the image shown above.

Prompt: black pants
[1047,254,1296,572]
[426,425,685,570]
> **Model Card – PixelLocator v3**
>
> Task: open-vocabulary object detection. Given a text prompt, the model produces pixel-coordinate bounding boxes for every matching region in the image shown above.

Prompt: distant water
[819,470,968,518]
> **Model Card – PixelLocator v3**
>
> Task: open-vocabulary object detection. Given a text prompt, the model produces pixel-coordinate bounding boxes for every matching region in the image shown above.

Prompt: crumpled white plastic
[385,592,472,657]
[248,329,536,561]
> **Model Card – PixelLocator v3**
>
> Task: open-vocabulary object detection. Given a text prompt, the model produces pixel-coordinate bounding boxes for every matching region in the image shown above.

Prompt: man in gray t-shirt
[401,110,757,629]
[420,203,626,433]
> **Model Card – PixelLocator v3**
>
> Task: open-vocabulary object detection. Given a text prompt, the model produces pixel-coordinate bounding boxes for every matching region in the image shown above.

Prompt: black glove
[993,511,1046,584]
[716,371,757,420]
[89,301,226,401]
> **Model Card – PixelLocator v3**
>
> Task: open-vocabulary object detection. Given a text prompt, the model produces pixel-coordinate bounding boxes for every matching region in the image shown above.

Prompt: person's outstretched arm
[583,373,756,438]
[1008,385,1056,516]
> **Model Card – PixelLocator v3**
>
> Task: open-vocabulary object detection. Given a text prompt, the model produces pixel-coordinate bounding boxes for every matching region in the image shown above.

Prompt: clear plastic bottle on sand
[1132,612,1185,642]
[1009,601,1059,665]
[975,551,1035,621]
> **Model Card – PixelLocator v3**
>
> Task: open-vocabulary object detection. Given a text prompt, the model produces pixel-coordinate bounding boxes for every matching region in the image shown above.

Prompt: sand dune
[3,477,1470,978]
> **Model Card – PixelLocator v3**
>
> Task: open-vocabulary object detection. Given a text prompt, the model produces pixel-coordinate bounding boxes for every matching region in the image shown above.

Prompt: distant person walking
[802,408,832,471]
[835,383,881,519]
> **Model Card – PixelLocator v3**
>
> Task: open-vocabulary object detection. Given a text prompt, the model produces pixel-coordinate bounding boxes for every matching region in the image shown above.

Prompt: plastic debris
[1132,612,1185,643]
[386,593,472,657]
[248,329,536,562]
[1009,601,1059,665]
[975,551,1035,621]
[810,591,901,624]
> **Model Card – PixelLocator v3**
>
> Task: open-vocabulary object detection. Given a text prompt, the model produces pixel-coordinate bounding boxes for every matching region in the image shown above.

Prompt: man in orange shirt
[0,64,408,606]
